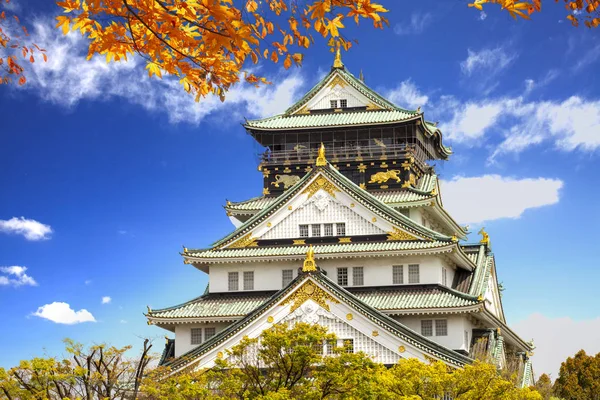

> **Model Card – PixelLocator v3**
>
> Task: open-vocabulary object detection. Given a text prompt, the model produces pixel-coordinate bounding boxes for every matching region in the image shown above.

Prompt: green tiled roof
[521,358,534,388]
[148,284,480,321]
[186,241,453,260]
[158,271,473,373]
[244,109,420,130]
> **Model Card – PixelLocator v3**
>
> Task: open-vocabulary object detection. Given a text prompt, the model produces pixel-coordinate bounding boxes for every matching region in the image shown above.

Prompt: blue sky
[1,0,599,378]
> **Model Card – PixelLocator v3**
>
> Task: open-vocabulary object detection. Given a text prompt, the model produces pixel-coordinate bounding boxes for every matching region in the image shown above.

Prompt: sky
[1,0,599,379]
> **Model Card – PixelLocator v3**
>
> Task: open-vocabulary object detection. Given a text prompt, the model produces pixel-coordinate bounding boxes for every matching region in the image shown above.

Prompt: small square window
[191,328,202,345]
[393,265,403,285]
[421,320,433,337]
[326,340,336,355]
[228,272,239,291]
[336,223,346,236]
[337,268,348,286]
[311,224,321,237]
[324,223,334,236]
[243,271,254,291]
[299,224,309,237]
[343,339,354,353]
[464,330,470,350]
[353,267,364,286]
[442,268,447,286]
[408,264,420,284]
[205,327,216,341]
[282,269,293,287]
[330,99,338,108]
[435,320,448,336]
[340,99,348,108]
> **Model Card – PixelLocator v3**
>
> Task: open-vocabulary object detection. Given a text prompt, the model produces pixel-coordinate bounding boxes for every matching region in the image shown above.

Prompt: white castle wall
[175,322,231,358]
[395,315,476,353]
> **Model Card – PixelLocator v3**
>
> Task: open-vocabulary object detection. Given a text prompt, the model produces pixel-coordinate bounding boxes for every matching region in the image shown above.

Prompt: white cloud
[0,266,37,287]
[440,101,507,143]
[386,80,429,109]
[394,12,433,35]
[479,11,487,21]
[461,47,516,76]
[440,175,563,224]
[120,319,128,324]
[33,302,96,324]
[573,43,600,71]
[513,313,600,378]
[0,217,53,241]
[19,20,304,125]
[101,296,111,304]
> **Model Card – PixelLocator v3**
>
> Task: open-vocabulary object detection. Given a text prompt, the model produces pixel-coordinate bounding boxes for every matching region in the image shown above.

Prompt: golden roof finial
[302,245,317,272]
[333,46,343,69]
[478,227,490,245]
[316,143,327,166]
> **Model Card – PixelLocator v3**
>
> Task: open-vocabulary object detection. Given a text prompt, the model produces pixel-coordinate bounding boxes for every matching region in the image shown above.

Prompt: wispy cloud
[32,302,96,324]
[0,217,52,241]
[573,43,600,71]
[460,46,516,94]
[394,12,433,35]
[0,266,37,287]
[19,19,305,125]
[441,175,563,225]
[513,313,600,378]
[101,296,111,304]
[385,80,429,109]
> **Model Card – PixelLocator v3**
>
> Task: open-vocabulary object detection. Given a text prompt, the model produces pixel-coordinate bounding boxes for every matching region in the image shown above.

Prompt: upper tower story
[244,49,452,197]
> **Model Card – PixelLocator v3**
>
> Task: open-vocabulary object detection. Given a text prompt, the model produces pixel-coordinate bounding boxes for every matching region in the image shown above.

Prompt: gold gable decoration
[478,227,490,245]
[227,232,258,249]
[316,143,327,166]
[302,175,340,199]
[281,281,340,312]
[386,227,418,241]
[302,245,317,272]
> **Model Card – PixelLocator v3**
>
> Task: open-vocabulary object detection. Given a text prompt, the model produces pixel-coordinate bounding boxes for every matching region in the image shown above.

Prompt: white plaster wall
[209,255,455,293]
[304,79,369,111]
[175,322,231,357]
[396,315,475,352]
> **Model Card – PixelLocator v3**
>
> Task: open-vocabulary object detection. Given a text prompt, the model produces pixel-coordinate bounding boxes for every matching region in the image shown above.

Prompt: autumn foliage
[54,0,388,101]
[0,0,47,85]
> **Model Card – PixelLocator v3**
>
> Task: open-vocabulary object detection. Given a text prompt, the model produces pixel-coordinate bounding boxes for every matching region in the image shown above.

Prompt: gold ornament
[386,227,418,241]
[228,232,258,248]
[346,313,353,321]
[357,163,367,173]
[338,237,351,243]
[478,227,490,245]
[368,170,401,184]
[293,239,306,245]
[281,281,339,312]
[332,46,344,69]
[302,245,317,272]
[267,316,274,323]
[398,345,406,353]
[359,183,366,190]
[316,143,327,166]
[267,222,272,227]
[271,174,301,189]
[263,169,270,178]
[372,217,377,222]
[372,330,379,337]
[263,187,270,195]
[217,352,223,359]
[302,176,339,199]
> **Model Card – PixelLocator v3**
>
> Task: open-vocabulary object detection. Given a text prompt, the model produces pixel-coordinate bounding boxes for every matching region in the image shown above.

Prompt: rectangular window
[408,264,420,284]
[299,224,309,238]
[205,327,216,341]
[435,320,448,336]
[326,340,336,355]
[343,339,354,353]
[421,320,433,337]
[337,268,348,286]
[336,223,346,236]
[393,265,404,285]
[340,99,348,108]
[228,272,239,291]
[353,267,364,286]
[464,330,469,350]
[442,267,447,286]
[311,224,321,237]
[282,269,293,287]
[330,99,338,108]
[324,223,334,236]
[243,271,254,291]
[191,328,202,345]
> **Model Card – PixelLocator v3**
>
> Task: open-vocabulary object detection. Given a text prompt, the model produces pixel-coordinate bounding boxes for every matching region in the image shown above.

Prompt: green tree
[533,373,554,400]
[554,350,600,400]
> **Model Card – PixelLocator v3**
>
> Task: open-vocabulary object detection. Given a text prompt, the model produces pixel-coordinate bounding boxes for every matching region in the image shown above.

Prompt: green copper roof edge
[481,307,533,352]
[469,245,488,296]
[162,271,472,373]
[147,283,479,320]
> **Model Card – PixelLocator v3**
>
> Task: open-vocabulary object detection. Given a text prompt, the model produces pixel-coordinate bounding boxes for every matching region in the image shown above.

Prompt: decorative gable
[295,72,381,114]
